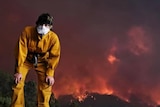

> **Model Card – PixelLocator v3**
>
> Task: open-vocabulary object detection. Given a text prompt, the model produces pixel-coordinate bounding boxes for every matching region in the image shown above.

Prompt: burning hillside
[58,93,157,107]
[53,26,159,106]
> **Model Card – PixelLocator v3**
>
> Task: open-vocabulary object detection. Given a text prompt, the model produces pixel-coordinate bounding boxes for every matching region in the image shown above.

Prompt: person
[10,13,61,107]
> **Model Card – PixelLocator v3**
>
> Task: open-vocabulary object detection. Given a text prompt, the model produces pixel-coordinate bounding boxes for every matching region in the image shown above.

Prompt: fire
[107,54,117,64]
[53,74,114,102]
[106,40,119,64]
[75,92,88,102]
[73,86,114,102]
[53,26,158,106]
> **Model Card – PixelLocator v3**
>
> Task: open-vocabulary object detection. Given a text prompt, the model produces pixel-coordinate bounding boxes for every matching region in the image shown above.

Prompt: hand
[46,76,55,86]
[14,73,22,84]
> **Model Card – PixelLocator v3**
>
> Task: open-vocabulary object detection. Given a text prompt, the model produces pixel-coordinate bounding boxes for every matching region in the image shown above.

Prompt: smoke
[45,1,160,106]
[53,25,160,105]
[1,0,160,105]
[106,26,156,103]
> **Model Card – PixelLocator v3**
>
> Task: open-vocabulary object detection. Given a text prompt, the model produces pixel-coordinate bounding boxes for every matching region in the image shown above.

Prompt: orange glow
[53,26,157,106]
[107,41,119,64]
[76,93,88,102]
[108,54,117,64]
[127,26,153,55]
[157,101,160,105]
[53,75,114,100]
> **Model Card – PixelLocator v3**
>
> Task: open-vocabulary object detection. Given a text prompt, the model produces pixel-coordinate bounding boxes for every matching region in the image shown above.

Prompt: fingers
[14,73,22,84]
[46,77,50,85]
[15,77,21,84]
[15,78,18,84]
[49,79,54,86]
[45,77,48,83]
[46,76,55,86]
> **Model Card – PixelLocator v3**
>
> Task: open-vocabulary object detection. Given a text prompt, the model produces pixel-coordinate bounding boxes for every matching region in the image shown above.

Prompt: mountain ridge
[57,93,158,107]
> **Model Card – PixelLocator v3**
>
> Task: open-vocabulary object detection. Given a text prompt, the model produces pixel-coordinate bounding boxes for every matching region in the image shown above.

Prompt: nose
[41,24,46,28]
[42,24,45,26]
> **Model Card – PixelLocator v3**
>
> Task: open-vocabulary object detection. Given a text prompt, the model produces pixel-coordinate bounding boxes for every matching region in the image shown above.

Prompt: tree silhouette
[24,81,37,107]
[0,71,13,107]
[50,94,61,107]
[69,101,80,107]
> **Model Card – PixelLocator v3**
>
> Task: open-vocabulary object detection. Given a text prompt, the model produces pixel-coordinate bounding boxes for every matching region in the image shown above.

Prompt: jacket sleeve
[46,35,61,77]
[15,28,28,74]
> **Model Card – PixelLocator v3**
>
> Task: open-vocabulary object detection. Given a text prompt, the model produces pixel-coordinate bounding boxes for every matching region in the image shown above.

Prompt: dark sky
[1,0,160,105]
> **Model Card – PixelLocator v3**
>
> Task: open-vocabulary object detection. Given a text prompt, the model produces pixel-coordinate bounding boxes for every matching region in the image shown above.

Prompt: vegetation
[0,71,64,107]
[0,70,154,107]
[0,71,13,107]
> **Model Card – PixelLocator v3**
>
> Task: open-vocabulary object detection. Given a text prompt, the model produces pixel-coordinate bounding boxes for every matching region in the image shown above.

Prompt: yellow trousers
[10,62,52,107]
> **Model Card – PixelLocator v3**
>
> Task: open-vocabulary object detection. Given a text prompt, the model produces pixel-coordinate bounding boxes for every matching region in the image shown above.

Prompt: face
[37,24,52,29]
[36,24,52,35]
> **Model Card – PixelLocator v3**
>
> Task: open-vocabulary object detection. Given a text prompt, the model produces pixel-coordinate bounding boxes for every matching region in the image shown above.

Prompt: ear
[49,25,53,29]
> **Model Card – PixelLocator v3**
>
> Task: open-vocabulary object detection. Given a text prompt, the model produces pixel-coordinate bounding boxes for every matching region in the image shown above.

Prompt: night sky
[1,0,160,105]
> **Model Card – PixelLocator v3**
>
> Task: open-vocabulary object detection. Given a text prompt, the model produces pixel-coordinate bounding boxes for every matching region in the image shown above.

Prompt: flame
[107,41,119,64]
[107,55,117,64]
[76,92,88,102]
[53,26,158,106]
[53,74,114,101]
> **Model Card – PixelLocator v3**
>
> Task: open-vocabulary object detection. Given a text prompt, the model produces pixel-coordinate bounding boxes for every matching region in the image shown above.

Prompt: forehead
[38,23,52,26]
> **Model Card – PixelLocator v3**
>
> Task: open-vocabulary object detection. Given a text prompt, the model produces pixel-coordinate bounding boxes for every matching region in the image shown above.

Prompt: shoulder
[48,30,59,40]
[23,26,36,32]
[20,26,37,39]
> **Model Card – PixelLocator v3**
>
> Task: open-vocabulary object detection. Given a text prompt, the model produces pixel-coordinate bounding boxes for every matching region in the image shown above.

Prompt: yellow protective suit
[11,26,60,107]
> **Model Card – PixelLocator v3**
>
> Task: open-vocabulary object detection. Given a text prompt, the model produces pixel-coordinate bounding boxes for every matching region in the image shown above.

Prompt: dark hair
[36,13,53,25]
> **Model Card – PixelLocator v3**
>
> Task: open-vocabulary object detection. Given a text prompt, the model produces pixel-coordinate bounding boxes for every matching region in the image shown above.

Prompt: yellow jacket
[15,26,60,76]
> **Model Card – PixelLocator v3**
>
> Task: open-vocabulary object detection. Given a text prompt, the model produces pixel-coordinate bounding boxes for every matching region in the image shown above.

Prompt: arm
[46,35,61,77]
[15,29,28,74]
[14,28,28,84]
